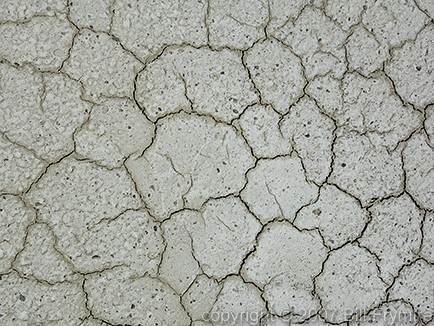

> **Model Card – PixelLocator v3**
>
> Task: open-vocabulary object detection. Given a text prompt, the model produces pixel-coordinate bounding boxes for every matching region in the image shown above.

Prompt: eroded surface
[0,0,433,325]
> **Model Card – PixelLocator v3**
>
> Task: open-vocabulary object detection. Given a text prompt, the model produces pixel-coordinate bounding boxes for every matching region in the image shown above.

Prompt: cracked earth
[0,0,433,325]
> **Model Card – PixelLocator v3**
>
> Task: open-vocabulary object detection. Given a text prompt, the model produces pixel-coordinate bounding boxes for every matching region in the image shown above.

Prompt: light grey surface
[0,0,433,325]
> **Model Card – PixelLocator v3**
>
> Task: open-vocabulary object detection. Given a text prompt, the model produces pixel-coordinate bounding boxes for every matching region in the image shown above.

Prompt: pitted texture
[0,0,433,325]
